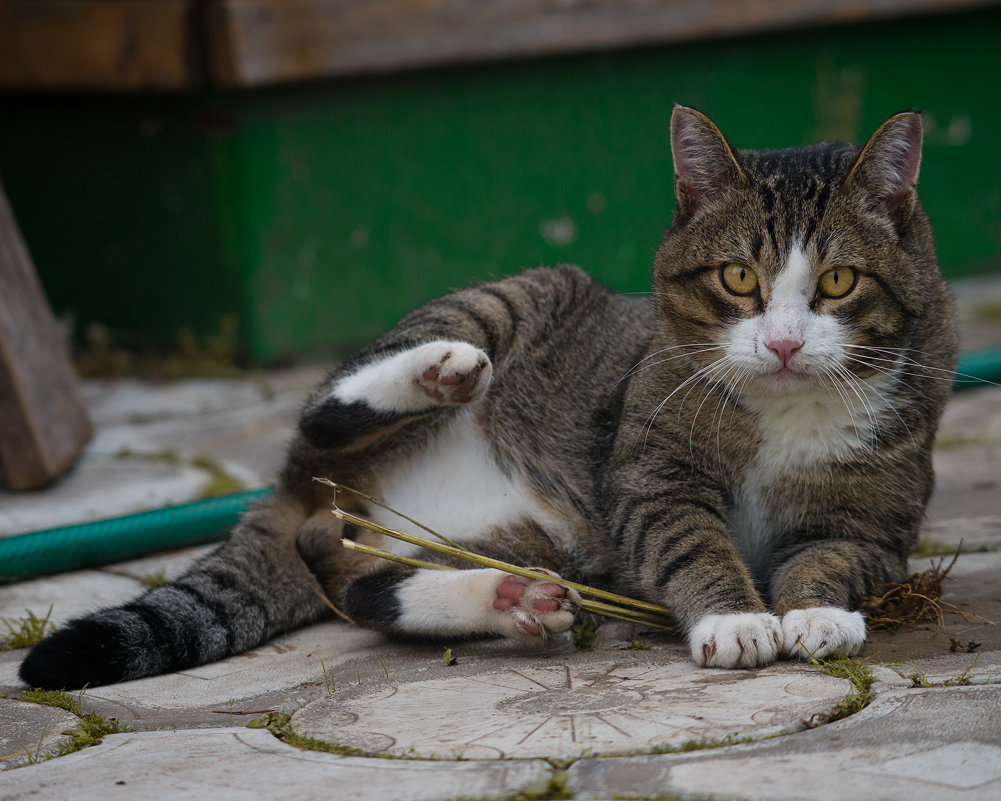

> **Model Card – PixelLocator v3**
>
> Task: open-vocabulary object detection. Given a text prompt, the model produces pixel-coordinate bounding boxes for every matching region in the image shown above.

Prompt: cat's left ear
[847,112,923,215]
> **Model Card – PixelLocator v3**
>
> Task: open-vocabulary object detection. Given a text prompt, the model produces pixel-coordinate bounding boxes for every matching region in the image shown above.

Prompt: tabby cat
[20,106,957,689]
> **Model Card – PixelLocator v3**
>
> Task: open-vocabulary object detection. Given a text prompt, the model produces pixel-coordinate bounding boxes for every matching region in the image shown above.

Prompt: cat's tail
[18,493,331,690]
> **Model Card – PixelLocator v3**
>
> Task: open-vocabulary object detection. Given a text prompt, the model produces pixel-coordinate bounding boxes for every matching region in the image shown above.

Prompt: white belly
[369,410,563,555]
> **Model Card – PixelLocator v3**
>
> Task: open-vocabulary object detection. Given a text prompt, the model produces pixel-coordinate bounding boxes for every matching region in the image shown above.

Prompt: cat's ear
[670,105,746,217]
[847,112,923,215]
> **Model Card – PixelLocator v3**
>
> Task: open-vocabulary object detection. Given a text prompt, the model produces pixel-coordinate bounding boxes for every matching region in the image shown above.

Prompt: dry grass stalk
[341,538,670,629]
[860,551,988,631]
[325,482,673,630]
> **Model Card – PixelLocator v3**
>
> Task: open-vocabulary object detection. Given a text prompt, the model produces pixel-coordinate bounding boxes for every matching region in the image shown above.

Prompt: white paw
[491,569,582,647]
[689,612,782,669]
[412,341,492,406]
[781,607,866,660]
[332,340,492,412]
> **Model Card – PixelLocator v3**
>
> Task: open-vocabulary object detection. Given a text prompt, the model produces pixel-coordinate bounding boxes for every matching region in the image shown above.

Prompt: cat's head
[653,105,952,402]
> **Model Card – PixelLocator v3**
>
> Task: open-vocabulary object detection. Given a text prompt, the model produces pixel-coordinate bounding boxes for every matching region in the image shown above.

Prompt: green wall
[2,7,999,362]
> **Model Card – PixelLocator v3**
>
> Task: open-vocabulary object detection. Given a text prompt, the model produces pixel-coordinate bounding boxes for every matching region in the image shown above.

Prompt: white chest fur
[729,376,897,570]
[369,410,563,554]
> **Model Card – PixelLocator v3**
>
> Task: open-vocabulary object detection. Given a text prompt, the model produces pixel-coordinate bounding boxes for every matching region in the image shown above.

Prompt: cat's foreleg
[342,566,582,645]
[300,341,492,450]
[612,490,783,668]
[769,540,888,659]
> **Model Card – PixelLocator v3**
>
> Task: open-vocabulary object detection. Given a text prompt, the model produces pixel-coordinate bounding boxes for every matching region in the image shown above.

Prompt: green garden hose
[1,348,1000,584]
[0,489,272,584]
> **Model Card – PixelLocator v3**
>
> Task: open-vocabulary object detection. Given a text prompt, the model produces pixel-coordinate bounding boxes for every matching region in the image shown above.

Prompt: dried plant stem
[341,538,670,629]
[303,571,357,626]
[332,505,672,618]
[314,478,468,551]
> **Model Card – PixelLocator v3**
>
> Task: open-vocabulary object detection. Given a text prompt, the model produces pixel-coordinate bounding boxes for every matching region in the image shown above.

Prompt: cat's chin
[747,368,815,395]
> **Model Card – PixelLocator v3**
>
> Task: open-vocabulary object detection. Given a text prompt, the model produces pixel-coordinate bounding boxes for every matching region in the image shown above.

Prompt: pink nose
[766,338,803,367]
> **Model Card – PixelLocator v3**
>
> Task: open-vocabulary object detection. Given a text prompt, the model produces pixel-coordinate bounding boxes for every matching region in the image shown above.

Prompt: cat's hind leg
[300,341,492,450]
[342,566,582,647]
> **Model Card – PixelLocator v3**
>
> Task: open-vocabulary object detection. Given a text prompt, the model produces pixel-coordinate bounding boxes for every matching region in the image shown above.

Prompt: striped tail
[18,497,329,689]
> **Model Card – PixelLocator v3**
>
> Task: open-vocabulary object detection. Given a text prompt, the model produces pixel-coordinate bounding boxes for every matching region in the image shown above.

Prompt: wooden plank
[208,0,1000,86]
[0,179,92,490]
[0,0,195,91]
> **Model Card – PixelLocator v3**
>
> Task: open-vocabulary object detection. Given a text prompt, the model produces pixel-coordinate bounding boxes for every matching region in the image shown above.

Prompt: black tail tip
[19,618,130,690]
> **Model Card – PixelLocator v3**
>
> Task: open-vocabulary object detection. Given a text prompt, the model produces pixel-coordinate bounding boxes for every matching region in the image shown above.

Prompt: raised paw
[781,607,866,660]
[492,569,581,646]
[415,342,492,405]
[689,612,782,669]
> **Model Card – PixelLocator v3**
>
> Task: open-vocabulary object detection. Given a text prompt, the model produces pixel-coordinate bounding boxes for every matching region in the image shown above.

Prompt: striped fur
[21,108,956,688]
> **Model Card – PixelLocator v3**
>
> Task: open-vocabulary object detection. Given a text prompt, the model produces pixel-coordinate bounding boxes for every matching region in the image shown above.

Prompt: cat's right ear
[670,105,746,218]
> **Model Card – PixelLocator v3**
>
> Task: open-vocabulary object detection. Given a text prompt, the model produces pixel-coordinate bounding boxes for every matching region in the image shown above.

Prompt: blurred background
[2,0,1000,369]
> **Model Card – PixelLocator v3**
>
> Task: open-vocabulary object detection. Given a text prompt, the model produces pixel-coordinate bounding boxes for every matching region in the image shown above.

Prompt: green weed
[810,654,875,719]
[1,607,54,651]
[16,687,132,765]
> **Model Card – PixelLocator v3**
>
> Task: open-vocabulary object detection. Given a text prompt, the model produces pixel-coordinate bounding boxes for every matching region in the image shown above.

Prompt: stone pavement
[1,288,1000,800]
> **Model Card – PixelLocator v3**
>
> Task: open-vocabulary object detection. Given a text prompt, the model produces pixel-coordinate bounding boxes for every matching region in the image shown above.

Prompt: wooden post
[0,178,92,490]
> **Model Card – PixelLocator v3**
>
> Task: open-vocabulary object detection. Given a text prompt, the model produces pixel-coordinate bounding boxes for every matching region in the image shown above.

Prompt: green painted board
[1,7,999,362]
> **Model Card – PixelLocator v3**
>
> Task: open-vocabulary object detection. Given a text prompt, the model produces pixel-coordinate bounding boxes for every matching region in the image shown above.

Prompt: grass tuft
[15,687,132,765]
[572,617,601,652]
[810,654,875,720]
[253,711,366,757]
[907,653,980,688]
[1,607,54,651]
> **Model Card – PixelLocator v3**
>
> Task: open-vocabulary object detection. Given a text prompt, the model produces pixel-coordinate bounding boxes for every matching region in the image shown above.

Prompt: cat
[19,106,957,690]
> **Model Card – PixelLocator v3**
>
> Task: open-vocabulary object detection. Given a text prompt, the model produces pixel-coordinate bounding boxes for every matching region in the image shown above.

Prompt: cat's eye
[720,263,759,296]
[818,267,857,299]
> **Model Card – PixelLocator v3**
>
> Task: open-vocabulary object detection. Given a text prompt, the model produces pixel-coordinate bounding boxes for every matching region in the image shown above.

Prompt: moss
[646,732,754,756]
[907,653,980,687]
[141,570,168,589]
[251,711,367,757]
[810,654,875,719]
[16,688,132,765]
[910,538,970,559]
[76,314,244,379]
[447,767,573,801]
[572,617,600,651]
[189,455,248,498]
[1,607,54,651]
[625,639,650,650]
[113,448,247,498]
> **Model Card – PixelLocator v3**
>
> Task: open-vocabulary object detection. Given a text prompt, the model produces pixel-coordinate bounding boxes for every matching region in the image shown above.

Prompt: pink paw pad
[416,348,490,404]
[492,570,581,642]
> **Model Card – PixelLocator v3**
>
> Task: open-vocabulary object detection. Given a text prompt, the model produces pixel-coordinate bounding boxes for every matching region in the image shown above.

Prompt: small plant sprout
[443,648,457,666]
[321,662,336,694]
[1,607,55,651]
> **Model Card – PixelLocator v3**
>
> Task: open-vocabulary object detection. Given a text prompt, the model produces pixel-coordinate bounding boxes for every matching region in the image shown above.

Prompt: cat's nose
[765,338,803,367]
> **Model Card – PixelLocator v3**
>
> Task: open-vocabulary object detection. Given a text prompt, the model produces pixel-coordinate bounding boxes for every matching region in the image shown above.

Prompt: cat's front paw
[689,612,782,669]
[781,607,866,660]
[492,569,581,647]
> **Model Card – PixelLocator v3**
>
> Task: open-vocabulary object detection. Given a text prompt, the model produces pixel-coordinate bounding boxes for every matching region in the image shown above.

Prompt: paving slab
[291,653,852,760]
[568,683,1001,801]
[0,728,553,801]
[0,699,78,771]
